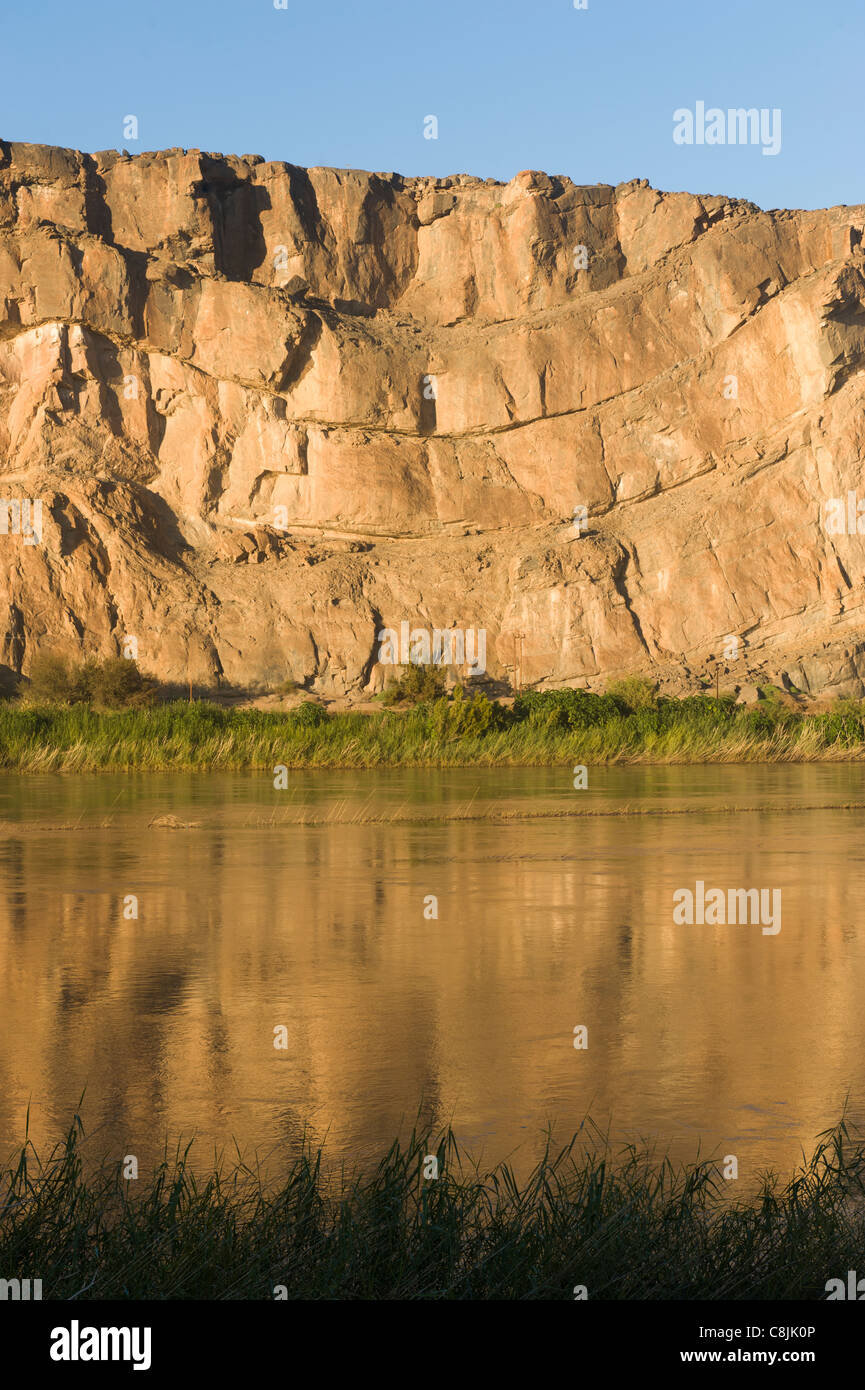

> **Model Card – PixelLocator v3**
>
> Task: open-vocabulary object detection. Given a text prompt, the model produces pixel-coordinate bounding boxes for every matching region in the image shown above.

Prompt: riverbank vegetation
[1,1112,862,1299]
[2,666,865,769]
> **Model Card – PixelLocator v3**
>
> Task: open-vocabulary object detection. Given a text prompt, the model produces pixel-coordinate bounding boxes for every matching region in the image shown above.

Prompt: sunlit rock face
[2,139,865,697]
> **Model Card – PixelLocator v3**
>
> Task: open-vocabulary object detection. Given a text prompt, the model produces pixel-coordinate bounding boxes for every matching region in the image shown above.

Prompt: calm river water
[1,764,864,1185]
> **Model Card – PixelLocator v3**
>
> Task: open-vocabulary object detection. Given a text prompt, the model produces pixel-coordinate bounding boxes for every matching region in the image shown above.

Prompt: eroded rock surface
[3,140,865,697]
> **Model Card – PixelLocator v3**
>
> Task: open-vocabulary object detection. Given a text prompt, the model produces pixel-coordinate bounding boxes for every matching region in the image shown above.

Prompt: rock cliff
[3,140,865,697]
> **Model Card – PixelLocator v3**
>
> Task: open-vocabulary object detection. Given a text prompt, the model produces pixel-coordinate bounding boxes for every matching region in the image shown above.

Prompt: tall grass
[2,1111,863,1298]
[1,692,865,771]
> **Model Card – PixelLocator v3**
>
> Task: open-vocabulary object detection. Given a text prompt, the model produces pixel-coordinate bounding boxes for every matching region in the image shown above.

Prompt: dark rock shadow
[132,488,193,563]
[194,158,271,282]
[0,663,21,697]
[81,155,114,242]
[419,376,437,435]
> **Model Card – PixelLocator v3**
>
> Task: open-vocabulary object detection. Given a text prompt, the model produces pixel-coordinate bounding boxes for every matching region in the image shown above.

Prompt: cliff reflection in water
[0,765,863,1184]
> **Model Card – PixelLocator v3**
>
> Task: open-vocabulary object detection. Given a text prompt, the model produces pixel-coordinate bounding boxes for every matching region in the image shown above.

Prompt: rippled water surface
[2,763,864,1183]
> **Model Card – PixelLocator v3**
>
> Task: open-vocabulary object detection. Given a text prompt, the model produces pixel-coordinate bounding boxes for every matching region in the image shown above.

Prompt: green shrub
[27,653,77,704]
[290,700,330,728]
[758,683,786,703]
[743,704,795,738]
[85,657,152,708]
[655,695,737,727]
[605,676,658,712]
[420,689,510,739]
[383,663,448,705]
[27,654,152,708]
[179,701,231,732]
[814,707,865,746]
[512,688,625,730]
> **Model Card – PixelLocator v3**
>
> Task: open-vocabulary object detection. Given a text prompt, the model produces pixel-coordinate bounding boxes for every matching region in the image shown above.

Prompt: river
[1,764,863,1186]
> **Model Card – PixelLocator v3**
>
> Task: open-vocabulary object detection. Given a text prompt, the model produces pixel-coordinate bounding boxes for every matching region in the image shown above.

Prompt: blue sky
[3,0,862,210]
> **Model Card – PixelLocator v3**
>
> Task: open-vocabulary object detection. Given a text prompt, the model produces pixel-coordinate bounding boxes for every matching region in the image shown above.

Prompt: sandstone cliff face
[2,139,865,697]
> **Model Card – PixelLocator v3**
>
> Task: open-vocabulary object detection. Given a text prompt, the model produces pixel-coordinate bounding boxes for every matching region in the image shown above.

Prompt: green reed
[2,1110,863,1299]
[0,691,864,770]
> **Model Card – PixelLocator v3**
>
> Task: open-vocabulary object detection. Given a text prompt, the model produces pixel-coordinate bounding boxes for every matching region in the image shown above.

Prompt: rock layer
[2,140,865,697]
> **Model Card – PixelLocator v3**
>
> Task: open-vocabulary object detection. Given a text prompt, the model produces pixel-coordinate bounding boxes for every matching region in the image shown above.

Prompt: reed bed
[1,693,865,771]
[2,1111,863,1299]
